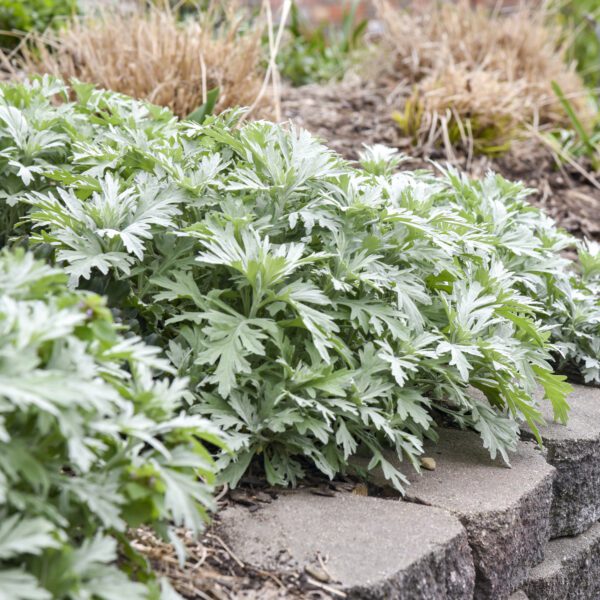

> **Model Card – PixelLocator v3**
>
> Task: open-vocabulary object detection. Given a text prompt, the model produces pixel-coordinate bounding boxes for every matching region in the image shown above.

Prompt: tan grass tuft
[374,0,591,157]
[15,3,270,119]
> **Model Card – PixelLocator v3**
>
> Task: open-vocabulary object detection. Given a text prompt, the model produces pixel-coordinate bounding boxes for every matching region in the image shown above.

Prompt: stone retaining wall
[218,384,600,599]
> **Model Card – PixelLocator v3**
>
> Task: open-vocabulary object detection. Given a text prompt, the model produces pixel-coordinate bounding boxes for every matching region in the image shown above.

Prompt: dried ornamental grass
[375,0,591,157]
[16,5,270,119]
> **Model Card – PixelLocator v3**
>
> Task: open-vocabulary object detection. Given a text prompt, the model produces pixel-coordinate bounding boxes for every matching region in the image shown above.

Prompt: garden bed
[0,2,599,599]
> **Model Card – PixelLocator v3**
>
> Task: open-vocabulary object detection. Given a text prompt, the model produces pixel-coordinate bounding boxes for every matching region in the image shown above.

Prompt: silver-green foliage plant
[552,238,600,383]
[1,77,599,492]
[432,166,600,386]
[0,247,222,599]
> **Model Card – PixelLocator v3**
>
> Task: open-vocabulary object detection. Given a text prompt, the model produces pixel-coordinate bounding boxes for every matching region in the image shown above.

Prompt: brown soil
[132,519,311,599]
[281,79,600,241]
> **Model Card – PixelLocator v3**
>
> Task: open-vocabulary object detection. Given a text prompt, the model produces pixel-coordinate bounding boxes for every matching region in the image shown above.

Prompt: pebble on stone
[420,457,437,471]
[218,491,475,600]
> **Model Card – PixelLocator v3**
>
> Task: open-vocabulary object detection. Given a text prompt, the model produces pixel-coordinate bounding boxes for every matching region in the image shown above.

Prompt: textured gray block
[358,428,555,599]
[218,491,475,599]
[523,384,600,537]
[523,522,600,600]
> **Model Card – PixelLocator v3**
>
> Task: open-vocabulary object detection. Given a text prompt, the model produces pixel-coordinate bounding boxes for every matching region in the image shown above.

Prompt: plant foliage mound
[1,78,599,492]
[0,247,222,599]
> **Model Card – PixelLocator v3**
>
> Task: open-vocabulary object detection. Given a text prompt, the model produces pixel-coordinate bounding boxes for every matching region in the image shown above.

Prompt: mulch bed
[281,79,600,241]
[132,520,307,600]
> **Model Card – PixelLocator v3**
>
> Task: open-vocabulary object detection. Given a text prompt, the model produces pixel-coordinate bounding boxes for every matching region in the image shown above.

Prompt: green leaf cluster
[0,247,222,599]
[1,77,598,495]
[0,0,77,49]
[276,0,368,86]
[545,80,600,172]
[428,163,600,386]
[553,0,600,90]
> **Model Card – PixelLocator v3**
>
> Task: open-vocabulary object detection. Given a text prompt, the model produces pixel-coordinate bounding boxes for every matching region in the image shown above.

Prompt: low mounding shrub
[430,164,600,386]
[0,247,222,598]
[551,238,600,383]
[14,5,268,119]
[1,78,599,492]
[0,0,77,49]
